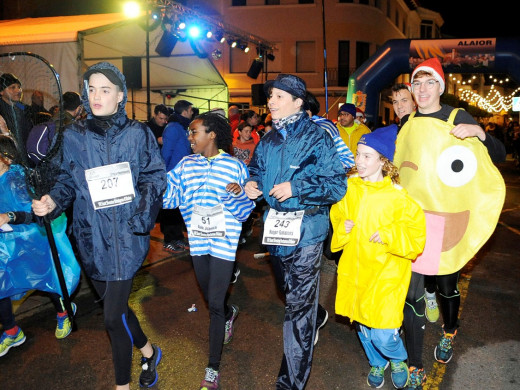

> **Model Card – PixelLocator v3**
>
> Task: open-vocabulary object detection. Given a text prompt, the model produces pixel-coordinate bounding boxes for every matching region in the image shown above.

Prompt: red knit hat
[411,57,445,94]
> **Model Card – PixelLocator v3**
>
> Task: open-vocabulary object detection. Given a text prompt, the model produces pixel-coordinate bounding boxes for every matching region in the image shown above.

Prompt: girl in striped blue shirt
[163,112,254,390]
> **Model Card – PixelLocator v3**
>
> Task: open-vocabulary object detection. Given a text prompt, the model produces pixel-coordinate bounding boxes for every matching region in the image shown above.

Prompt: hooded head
[81,62,127,118]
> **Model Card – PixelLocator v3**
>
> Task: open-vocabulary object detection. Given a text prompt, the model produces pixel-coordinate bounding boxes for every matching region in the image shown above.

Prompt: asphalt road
[2,159,520,390]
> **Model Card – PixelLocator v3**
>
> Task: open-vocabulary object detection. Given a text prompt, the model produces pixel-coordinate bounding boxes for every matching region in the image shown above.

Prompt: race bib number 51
[85,162,135,210]
[191,204,227,237]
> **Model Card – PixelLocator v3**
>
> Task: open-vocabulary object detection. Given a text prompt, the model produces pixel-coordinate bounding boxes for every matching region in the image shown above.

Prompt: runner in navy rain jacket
[45,62,166,281]
[247,113,347,257]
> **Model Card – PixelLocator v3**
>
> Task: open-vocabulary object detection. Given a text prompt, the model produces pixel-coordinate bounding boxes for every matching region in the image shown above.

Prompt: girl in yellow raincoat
[330,124,426,389]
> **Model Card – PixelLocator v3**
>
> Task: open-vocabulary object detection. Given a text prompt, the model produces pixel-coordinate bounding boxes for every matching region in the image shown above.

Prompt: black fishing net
[0,52,63,199]
[0,52,77,324]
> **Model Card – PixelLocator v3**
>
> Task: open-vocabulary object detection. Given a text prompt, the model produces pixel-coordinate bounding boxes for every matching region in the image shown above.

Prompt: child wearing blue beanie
[330,124,427,389]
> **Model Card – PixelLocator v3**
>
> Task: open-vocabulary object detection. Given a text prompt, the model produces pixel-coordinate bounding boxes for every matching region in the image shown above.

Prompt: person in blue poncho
[0,134,80,358]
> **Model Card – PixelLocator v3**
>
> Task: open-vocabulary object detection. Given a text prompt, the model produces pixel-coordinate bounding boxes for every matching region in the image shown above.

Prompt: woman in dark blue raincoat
[245,74,347,389]
[32,62,166,390]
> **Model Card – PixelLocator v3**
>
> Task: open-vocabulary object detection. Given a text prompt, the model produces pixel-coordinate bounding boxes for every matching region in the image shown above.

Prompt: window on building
[230,49,251,73]
[421,20,434,39]
[359,0,369,5]
[338,40,350,86]
[356,41,370,69]
[387,0,391,18]
[296,41,316,73]
[375,0,382,10]
[434,24,441,38]
[265,0,280,4]
[299,0,314,3]
[339,0,354,3]
[232,0,247,5]
[395,9,399,27]
[402,16,406,35]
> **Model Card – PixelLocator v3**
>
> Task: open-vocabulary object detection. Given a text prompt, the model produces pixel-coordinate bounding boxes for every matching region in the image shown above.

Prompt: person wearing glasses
[396,57,505,390]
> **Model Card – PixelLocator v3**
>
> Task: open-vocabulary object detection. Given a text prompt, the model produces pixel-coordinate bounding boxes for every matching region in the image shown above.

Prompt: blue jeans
[357,324,408,367]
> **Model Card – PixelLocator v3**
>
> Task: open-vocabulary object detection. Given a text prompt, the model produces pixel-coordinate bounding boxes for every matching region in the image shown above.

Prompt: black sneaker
[314,307,329,346]
[224,304,239,344]
[231,265,240,284]
[178,238,190,250]
[139,344,162,387]
[164,241,185,254]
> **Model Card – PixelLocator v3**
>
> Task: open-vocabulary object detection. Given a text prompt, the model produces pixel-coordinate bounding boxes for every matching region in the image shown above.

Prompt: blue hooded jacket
[161,112,192,172]
[48,62,166,281]
[248,113,347,256]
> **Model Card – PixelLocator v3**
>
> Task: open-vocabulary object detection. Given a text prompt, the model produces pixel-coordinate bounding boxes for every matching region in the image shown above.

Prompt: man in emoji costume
[394,57,506,389]
[396,110,505,275]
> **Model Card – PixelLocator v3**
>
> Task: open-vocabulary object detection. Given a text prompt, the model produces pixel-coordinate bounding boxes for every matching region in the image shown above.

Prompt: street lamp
[123,2,141,18]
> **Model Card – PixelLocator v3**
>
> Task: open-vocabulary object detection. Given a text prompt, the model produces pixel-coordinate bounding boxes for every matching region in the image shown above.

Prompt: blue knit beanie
[358,124,398,161]
[338,103,356,117]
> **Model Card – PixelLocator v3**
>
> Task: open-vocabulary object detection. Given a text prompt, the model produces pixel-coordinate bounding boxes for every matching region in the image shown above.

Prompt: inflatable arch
[346,38,520,122]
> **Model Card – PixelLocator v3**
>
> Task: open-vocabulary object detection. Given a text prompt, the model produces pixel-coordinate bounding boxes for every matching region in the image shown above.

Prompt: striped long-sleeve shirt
[312,115,355,171]
[163,151,255,261]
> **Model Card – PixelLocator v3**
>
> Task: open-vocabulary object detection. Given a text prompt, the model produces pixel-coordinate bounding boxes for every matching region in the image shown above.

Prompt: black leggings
[160,208,186,243]
[0,297,16,330]
[424,275,436,294]
[403,272,426,368]
[192,255,234,371]
[403,270,461,368]
[436,271,461,333]
[91,279,148,386]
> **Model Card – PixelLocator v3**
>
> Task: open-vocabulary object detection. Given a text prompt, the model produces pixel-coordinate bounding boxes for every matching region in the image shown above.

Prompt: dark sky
[5,1,518,39]
[420,1,519,38]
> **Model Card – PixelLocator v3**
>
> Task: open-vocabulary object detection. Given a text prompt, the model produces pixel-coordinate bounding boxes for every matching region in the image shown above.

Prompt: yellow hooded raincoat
[330,175,426,329]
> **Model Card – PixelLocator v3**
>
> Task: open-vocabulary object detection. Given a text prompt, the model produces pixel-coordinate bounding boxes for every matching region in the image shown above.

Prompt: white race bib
[262,209,304,246]
[190,204,227,238]
[85,162,135,210]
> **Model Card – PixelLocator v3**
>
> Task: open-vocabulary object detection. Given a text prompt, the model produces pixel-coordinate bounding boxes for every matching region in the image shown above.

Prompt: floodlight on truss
[155,0,276,54]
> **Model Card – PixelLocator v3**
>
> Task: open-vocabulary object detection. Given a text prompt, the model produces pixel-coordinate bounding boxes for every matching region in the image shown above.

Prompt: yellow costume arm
[330,197,350,252]
[378,195,426,260]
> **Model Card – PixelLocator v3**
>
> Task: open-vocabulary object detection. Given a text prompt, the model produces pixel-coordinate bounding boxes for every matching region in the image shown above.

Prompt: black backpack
[26,120,57,165]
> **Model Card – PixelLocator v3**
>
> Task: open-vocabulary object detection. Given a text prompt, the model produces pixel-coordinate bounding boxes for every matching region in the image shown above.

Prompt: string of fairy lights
[456,74,520,113]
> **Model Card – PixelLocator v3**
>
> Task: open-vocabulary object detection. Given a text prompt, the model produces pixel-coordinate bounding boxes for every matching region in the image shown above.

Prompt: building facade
[188,0,443,120]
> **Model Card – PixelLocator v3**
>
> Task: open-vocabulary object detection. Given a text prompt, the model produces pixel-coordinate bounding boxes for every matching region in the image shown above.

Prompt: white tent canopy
[0,14,228,119]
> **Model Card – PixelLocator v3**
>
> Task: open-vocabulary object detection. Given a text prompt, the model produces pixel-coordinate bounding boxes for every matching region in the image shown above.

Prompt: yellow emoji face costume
[394,109,505,275]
